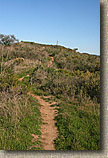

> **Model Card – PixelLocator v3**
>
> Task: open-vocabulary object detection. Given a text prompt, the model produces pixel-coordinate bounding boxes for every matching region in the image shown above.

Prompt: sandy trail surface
[28,92,58,150]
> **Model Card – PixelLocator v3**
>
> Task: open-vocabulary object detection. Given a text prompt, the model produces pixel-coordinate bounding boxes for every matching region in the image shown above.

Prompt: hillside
[0,41,100,150]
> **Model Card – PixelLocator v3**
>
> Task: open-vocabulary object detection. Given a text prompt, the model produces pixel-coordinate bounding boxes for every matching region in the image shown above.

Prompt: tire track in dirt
[28,92,58,150]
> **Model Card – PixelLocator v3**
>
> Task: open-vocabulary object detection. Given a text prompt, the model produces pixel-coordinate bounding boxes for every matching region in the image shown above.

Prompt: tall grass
[0,90,41,150]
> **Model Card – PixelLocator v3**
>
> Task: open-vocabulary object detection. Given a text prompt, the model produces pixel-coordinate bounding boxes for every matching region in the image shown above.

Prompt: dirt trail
[28,92,58,150]
[18,75,29,81]
[18,56,58,150]
[48,56,54,67]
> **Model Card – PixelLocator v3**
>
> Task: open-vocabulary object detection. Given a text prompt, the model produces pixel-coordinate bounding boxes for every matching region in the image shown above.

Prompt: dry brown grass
[0,90,32,126]
[14,59,39,73]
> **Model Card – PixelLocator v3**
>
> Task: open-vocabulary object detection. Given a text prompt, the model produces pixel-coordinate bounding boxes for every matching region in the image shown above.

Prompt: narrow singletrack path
[28,92,58,150]
[18,56,58,150]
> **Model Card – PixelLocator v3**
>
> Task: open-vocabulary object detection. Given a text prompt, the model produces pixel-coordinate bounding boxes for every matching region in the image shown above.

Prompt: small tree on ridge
[0,34,19,46]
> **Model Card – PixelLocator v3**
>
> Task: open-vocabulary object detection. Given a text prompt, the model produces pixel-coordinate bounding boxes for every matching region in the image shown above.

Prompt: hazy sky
[0,0,100,55]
